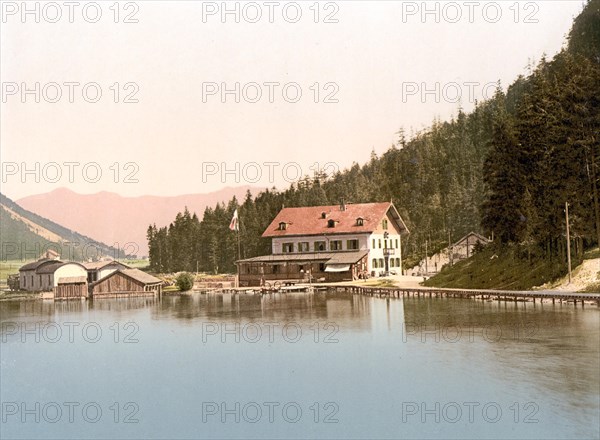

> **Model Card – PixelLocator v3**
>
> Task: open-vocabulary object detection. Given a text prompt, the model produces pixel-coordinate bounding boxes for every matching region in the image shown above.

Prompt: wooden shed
[91,269,162,298]
[83,260,130,283]
[55,276,88,299]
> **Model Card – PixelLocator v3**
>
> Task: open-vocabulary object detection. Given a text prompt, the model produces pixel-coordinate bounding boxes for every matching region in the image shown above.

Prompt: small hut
[83,260,130,283]
[91,269,162,298]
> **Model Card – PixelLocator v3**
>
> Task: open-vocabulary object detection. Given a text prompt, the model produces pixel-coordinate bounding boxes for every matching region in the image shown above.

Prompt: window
[390,259,395,268]
[327,219,336,228]
[273,265,279,274]
[278,222,287,231]
[378,239,382,249]
[382,219,388,229]
[314,241,326,251]
[372,259,378,269]
[396,258,401,267]
[379,258,384,267]
[298,242,309,252]
[372,239,376,248]
[356,217,364,226]
[282,243,294,253]
[384,239,388,249]
[319,263,326,272]
[330,240,342,251]
[395,239,399,248]
[347,239,359,250]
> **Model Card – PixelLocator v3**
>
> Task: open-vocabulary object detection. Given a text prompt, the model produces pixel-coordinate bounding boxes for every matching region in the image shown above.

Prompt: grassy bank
[423,245,576,291]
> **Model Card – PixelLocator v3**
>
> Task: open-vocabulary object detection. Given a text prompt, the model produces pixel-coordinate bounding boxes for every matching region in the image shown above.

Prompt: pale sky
[0,0,585,199]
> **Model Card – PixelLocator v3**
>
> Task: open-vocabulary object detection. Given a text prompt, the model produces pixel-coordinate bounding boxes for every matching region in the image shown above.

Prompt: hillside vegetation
[422,245,576,291]
[0,193,126,261]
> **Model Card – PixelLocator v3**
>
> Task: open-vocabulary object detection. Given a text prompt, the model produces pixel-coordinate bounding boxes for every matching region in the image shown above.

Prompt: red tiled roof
[262,202,408,238]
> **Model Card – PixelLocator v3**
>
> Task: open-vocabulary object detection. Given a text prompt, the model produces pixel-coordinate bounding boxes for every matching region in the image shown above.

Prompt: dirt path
[537,258,600,292]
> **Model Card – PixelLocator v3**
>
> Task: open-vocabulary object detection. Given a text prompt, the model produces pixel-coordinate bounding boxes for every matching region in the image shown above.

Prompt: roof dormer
[278,222,287,231]
[356,217,364,226]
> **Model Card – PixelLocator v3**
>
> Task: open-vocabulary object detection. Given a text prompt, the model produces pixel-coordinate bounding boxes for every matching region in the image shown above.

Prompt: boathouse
[18,258,89,298]
[83,260,130,283]
[91,268,163,298]
[236,202,409,286]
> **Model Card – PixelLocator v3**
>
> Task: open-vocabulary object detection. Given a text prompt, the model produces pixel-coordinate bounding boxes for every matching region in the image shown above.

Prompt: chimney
[340,199,346,211]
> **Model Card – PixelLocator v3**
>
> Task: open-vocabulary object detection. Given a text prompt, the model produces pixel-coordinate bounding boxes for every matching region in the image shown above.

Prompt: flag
[229,209,239,231]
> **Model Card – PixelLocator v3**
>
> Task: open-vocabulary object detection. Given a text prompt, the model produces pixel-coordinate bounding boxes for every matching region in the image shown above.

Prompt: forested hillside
[148,0,599,275]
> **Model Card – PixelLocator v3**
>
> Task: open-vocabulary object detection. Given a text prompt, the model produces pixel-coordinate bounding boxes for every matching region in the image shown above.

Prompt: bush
[175,272,195,291]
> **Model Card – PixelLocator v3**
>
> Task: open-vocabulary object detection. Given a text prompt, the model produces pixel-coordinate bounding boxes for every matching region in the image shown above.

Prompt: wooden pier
[194,284,599,307]
[331,286,600,306]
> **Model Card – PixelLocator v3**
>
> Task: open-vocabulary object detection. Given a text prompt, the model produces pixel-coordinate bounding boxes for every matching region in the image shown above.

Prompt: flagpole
[236,228,241,288]
[230,209,241,288]
[237,227,241,263]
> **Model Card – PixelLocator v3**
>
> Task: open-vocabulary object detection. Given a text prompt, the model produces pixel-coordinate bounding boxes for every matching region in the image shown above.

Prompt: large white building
[237,202,409,286]
[19,259,87,292]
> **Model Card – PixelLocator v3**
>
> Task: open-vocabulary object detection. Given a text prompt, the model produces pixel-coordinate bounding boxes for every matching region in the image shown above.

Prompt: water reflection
[0,292,598,440]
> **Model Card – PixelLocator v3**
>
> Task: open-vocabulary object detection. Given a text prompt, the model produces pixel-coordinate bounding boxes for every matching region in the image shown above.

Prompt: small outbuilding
[83,260,130,283]
[452,232,490,260]
[18,258,89,298]
[55,276,88,299]
[91,268,162,298]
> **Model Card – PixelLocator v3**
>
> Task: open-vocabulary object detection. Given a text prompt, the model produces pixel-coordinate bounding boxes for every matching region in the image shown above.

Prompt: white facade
[53,264,88,287]
[367,232,402,274]
[271,231,402,274]
[19,262,87,291]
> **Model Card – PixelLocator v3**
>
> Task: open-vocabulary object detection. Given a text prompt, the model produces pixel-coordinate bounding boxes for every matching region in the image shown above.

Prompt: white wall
[53,264,87,287]
[367,233,402,273]
[271,232,403,274]
[272,234,370,254]
[98,266,120,280]
[20,270,52,291]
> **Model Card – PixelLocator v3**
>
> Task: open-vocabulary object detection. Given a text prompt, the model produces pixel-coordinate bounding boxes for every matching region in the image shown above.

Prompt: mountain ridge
[0,193,126,261]
[16,185,263,256]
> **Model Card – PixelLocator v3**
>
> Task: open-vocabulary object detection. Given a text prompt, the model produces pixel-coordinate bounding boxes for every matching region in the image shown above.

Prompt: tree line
[148,0,599,274]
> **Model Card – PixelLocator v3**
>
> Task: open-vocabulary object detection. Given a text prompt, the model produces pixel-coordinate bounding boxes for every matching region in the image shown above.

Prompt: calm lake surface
[1,292,599,439]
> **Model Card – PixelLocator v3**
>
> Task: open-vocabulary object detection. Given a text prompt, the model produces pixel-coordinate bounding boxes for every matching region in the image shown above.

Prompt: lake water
[1,292,599,439]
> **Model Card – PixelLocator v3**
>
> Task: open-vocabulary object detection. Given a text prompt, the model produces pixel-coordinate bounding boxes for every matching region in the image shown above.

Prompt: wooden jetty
[332,286,600,307]
[213,284,599,306]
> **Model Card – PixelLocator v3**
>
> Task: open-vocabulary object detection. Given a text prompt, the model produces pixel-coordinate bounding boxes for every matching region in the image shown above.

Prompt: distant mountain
[0,193,126,261]
[16,186,261,256]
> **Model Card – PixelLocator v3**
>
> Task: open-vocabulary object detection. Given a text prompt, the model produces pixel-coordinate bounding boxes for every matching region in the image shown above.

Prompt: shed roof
[94,268,162,286]
[36,261,66,274]
[262,202,409,238]
[57,276,87,284]
[453,232,490,247]
[19,258,57,272]
[82,260,130,270]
